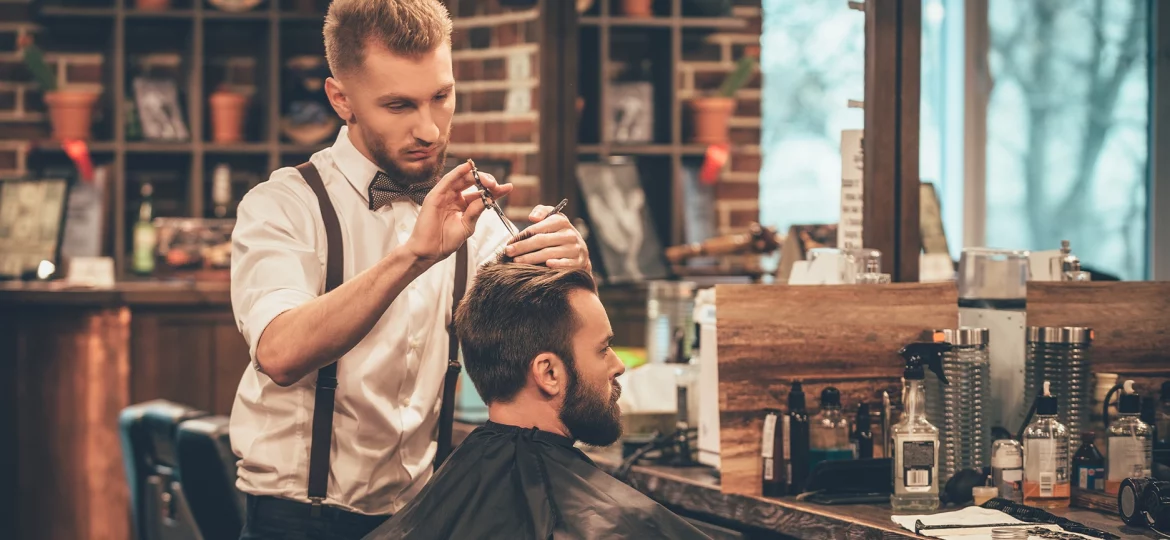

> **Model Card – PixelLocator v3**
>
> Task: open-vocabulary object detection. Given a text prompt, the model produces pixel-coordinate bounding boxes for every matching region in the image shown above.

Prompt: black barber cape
[363,421,710,540]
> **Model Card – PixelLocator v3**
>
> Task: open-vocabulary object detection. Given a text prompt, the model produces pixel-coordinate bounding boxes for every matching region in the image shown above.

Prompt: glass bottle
[1071,432,1104,492]
[809,387,853,472]
[1106,380,1153,495]
[991,439,1024,502]
[852,403,874,459]
[131,182,156,275]
[891,342,949,512]
[1023,382,1071,508]
[786,381,810,494]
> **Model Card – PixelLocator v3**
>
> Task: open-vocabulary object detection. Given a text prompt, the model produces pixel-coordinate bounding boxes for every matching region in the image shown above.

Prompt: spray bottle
[1105,380,1153,495]
[891,342,950,512]
[1023,381,1071,508]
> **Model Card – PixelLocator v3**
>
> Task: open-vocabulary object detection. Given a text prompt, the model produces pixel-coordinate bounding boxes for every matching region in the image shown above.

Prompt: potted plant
[21,38,101,141]
[688,55,754,145]
[209,85,249,143]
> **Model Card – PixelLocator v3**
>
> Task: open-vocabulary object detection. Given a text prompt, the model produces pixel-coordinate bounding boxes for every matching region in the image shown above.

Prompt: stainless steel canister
[927,328,991,485]
[1025,326,1093,441]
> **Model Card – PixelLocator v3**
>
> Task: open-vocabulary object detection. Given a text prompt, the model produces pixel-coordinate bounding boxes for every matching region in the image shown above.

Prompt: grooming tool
[468,159,519,237]
[551,198,568,215]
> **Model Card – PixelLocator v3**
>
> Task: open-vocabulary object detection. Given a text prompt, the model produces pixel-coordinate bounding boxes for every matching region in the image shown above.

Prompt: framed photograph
[576,159,668,283]
[606,82,654,143]
[0,177,71,279]
[134,77,189,141]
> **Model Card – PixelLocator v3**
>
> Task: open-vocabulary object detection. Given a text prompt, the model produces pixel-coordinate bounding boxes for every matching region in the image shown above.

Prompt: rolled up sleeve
[230,177,323,365]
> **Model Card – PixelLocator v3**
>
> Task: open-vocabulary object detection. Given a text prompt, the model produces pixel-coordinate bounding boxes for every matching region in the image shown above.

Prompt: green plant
[21,41,57,92]
[717,56,755,97]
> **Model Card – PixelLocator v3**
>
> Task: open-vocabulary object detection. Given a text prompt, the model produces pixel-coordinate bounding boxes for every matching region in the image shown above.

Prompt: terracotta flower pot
[136,0,171,11]
[688,97,736,144]
[209,90,248,143]
[620,0,654,17]
[44,90,100,141]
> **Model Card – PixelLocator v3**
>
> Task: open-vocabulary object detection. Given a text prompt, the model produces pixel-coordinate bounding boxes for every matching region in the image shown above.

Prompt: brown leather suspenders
[294,162,467,514]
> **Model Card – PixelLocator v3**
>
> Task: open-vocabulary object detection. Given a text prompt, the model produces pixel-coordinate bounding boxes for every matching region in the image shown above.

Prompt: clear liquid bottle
[1023,381,1071,508]
[991,439,1024,502]
[1106,380,1153,495]
[809,387,853,472]
[891,342,950,512]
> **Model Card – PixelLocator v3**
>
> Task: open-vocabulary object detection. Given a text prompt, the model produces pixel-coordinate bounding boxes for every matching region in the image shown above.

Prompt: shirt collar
[330,125,381,203]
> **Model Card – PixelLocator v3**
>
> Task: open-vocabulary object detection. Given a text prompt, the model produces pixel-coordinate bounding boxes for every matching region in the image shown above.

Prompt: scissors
[469,159,568,238]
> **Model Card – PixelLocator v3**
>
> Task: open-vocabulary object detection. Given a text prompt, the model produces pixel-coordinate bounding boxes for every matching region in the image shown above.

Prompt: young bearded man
[363,263,710,540]
[229,1,589,538]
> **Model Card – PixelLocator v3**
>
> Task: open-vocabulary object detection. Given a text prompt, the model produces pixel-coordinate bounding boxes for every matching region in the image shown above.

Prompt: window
[760,0,1153,280]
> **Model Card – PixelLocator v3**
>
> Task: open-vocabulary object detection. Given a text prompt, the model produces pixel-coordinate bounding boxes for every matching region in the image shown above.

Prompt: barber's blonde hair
[324,0,453,77]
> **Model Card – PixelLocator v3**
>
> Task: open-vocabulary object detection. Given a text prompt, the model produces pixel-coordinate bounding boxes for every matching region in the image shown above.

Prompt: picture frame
[0,176,72,279]
[134,76,190,141]
[576,158,668,283]
[606,82,655,143]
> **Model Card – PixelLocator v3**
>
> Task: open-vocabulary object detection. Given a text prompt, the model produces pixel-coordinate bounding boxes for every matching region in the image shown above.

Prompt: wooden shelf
[204,143,271,154]
[579,16,745,29]
[124,142,194,153]
[204,10,272,20]
[279,143,329,154]
[123,9,196,19]
[37,6,117,17]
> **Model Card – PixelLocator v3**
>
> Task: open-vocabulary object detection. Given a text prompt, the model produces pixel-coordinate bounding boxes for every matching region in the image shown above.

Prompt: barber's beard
[361,129,448,188]
[560,363,623,447]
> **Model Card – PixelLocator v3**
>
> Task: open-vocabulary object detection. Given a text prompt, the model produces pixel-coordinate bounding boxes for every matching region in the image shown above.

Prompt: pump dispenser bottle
[1023,381,1071,508]
[891,342,950,512]
[1105,380,1153,495]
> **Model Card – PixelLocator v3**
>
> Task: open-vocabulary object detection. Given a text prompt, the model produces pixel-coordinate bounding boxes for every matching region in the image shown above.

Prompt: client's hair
[454,263,597,404]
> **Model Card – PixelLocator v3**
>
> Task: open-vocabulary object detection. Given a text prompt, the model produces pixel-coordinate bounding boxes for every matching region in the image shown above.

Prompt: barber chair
[176,415,245,539]
[119,400,208,540]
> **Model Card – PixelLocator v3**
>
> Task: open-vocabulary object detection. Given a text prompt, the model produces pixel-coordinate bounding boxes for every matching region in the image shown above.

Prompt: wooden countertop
[0,280,231,306]
[582,449,1157,539]
[453,423,1155,539]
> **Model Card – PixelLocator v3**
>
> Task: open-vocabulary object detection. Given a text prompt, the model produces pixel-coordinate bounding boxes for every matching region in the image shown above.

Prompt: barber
[228,1,588,538]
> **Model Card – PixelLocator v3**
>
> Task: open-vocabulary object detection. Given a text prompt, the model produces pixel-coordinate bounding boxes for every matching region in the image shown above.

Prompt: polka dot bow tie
[368,171,438,209]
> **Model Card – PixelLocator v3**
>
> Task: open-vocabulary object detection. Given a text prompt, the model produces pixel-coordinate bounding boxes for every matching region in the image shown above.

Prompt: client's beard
[364,132,448,188]
[560,362,623,447]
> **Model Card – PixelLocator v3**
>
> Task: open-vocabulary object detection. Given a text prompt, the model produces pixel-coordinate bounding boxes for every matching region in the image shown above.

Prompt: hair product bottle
[852,403,874,459]
[1106,380,1153,495]
[810,387,853,472]
[787,381,810,494]
[891,342,949,512]
[761,408,787,497]
[1023,381,1071,508]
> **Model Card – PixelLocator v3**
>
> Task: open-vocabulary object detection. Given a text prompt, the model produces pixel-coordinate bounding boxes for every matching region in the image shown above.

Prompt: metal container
[926,327,991,485]
[1025,326,1093,442]
[645,280,696,363]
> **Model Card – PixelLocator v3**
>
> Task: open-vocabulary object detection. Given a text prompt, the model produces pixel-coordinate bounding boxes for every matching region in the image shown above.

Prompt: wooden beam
[863,0,921,282]
[538,0,578,214]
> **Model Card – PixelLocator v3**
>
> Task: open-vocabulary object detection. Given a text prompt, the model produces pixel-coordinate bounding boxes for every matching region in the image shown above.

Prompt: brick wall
[679,0,762,235]
[444,0,542,222]
[0,0,105,179]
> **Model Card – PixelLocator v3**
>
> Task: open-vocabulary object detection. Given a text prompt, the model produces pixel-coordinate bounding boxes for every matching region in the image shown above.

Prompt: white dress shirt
[229,126,511,515]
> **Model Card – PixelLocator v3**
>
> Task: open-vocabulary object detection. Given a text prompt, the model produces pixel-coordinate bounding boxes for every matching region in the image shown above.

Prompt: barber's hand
[504,205,591,270]
[405,161,512,264]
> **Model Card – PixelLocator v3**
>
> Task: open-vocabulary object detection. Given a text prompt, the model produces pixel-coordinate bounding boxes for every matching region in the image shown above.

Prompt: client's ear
[530,352,569,398]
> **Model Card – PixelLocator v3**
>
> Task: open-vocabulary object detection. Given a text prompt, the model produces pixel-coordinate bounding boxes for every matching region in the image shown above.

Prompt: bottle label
[894,435,936,494]
[1077,466,1105,491]
[1107,437,1151,481]
[762,414,776,459]
[1024,439,1069,499]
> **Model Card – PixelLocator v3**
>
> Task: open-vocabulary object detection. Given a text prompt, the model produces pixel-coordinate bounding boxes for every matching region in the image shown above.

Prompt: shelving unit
[575,0,743,249]
[33,0,336,275]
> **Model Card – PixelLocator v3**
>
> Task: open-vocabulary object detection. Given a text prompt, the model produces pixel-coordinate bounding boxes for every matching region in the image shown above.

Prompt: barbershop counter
[447,422,1156,539]
[585,452,1157,539]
